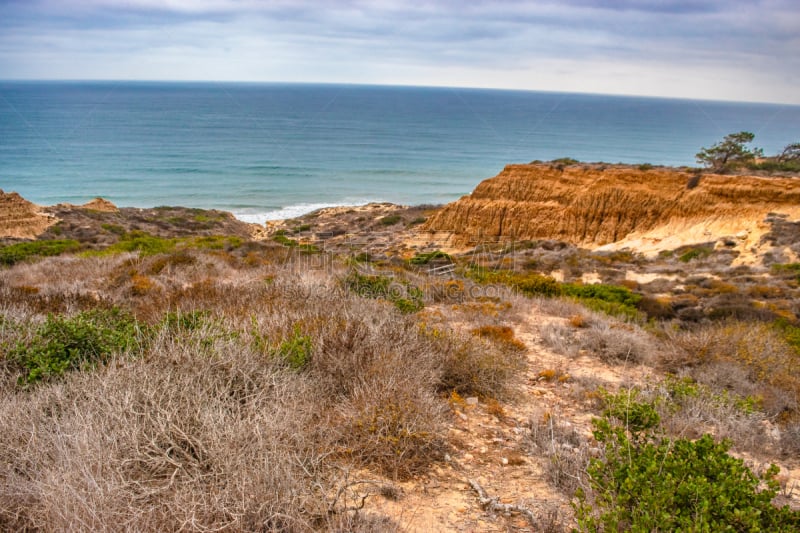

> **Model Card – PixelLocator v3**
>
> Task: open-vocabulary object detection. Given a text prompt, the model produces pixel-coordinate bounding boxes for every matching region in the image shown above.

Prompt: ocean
[1,81,799,223]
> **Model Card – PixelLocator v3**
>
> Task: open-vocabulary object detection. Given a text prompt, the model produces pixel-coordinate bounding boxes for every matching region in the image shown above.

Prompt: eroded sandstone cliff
[422,163,800,258]
[0,190,57,240]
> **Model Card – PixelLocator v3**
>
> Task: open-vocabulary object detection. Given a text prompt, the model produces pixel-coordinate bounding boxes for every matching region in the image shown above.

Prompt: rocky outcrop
[79,197,118,212]
[0,190,57,239]
[422,164,800,256]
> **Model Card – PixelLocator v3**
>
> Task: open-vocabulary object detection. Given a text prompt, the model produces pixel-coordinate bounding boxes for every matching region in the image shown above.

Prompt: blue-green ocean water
[2,81,799,223]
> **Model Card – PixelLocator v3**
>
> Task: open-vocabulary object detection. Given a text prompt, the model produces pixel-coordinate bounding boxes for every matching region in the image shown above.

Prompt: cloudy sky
[1,0,798,104]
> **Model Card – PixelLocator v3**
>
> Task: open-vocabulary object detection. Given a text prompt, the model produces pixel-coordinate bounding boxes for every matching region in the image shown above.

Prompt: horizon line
[1,78,797,108]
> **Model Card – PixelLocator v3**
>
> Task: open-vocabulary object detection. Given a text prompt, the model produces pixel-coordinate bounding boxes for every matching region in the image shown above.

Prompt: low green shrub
[101,223,126,235]
[575,394,800,532]
[0,239,81,265]
[276,325,313,369]
[101,231,176,256]
[409,250,451,265]
[467,268,561,297]
[551,157,579,165]
[563,283,642,320]
[345,271,392,298]
[747,160,800,173]
[775,319,800,356]
[272,231,298,247]
[379,214,402,226]
[162,310,210,331]
[662,375,761,415]
[678,246,712,262]
[467,269,643,319]
[191,235,244,250]
[772,263,800,282]
[11,308,144,384]
[344,272,424,313]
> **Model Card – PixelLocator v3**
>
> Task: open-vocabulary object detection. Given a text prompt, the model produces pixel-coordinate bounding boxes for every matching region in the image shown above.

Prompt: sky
[1,0,798,104]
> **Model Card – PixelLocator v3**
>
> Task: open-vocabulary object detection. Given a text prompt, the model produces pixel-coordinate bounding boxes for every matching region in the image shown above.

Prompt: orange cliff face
[422,163,800,260]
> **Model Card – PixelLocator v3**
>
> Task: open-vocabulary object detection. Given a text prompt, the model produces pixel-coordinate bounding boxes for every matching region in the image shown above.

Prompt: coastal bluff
[422,163,800,257]
[0,190,57,240]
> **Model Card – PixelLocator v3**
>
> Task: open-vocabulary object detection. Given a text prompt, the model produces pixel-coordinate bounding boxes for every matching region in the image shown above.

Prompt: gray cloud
[1,0,798,103]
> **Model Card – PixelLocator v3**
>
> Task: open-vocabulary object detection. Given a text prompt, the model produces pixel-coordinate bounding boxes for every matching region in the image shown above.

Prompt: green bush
[272,231,298,247]
[662,375,761,416]
[775,319,800,356]
[162,310,210,331]
[379,214,402,226]
[409,250,451,265]
[276,325,313,369]
[678,246,712,263]
[101,231,176,256]
[574,394,800,532]
[101,223,126,235]
[11,309,144,384]
[344,272,424,313]
[467,268,561,298]
[467,269,642,318]
[551,157,579,165]
[0,239,81,265]
[562,283,642,320]
[191,235,244,250]
[772,263,800,283]
[748,160,800,173]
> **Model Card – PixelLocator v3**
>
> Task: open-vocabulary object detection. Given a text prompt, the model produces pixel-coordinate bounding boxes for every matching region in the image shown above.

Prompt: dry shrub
[295,300,449,478]
[342,386,445,480]
[542,312,658,366]
[540,322,580,357]
[645,377,769,454]
[747,284,785,299]
[470,324,527,351]
[538,368,570,383]
[569,314,587,328]
[664,321,800,419]
[780,423,800,458]
[0,333,332,531]
[435,331,526,399]
[534,295,588,318]
[485,398,506,418]
[143,249,197,274]
[425,279,465,303]
[527,411,589,496]
[580,321,656,365]
[129,273,156,296]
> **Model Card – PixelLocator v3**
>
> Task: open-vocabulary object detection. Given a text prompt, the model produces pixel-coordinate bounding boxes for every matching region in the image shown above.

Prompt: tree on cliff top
[777,142,800,162]
[696,131,763,172]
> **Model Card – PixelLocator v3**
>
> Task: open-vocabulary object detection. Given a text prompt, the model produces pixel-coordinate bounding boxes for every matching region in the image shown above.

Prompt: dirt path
[357,304,656,531]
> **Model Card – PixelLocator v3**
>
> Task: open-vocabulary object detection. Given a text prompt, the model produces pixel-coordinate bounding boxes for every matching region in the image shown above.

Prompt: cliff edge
[423,163,800,259]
